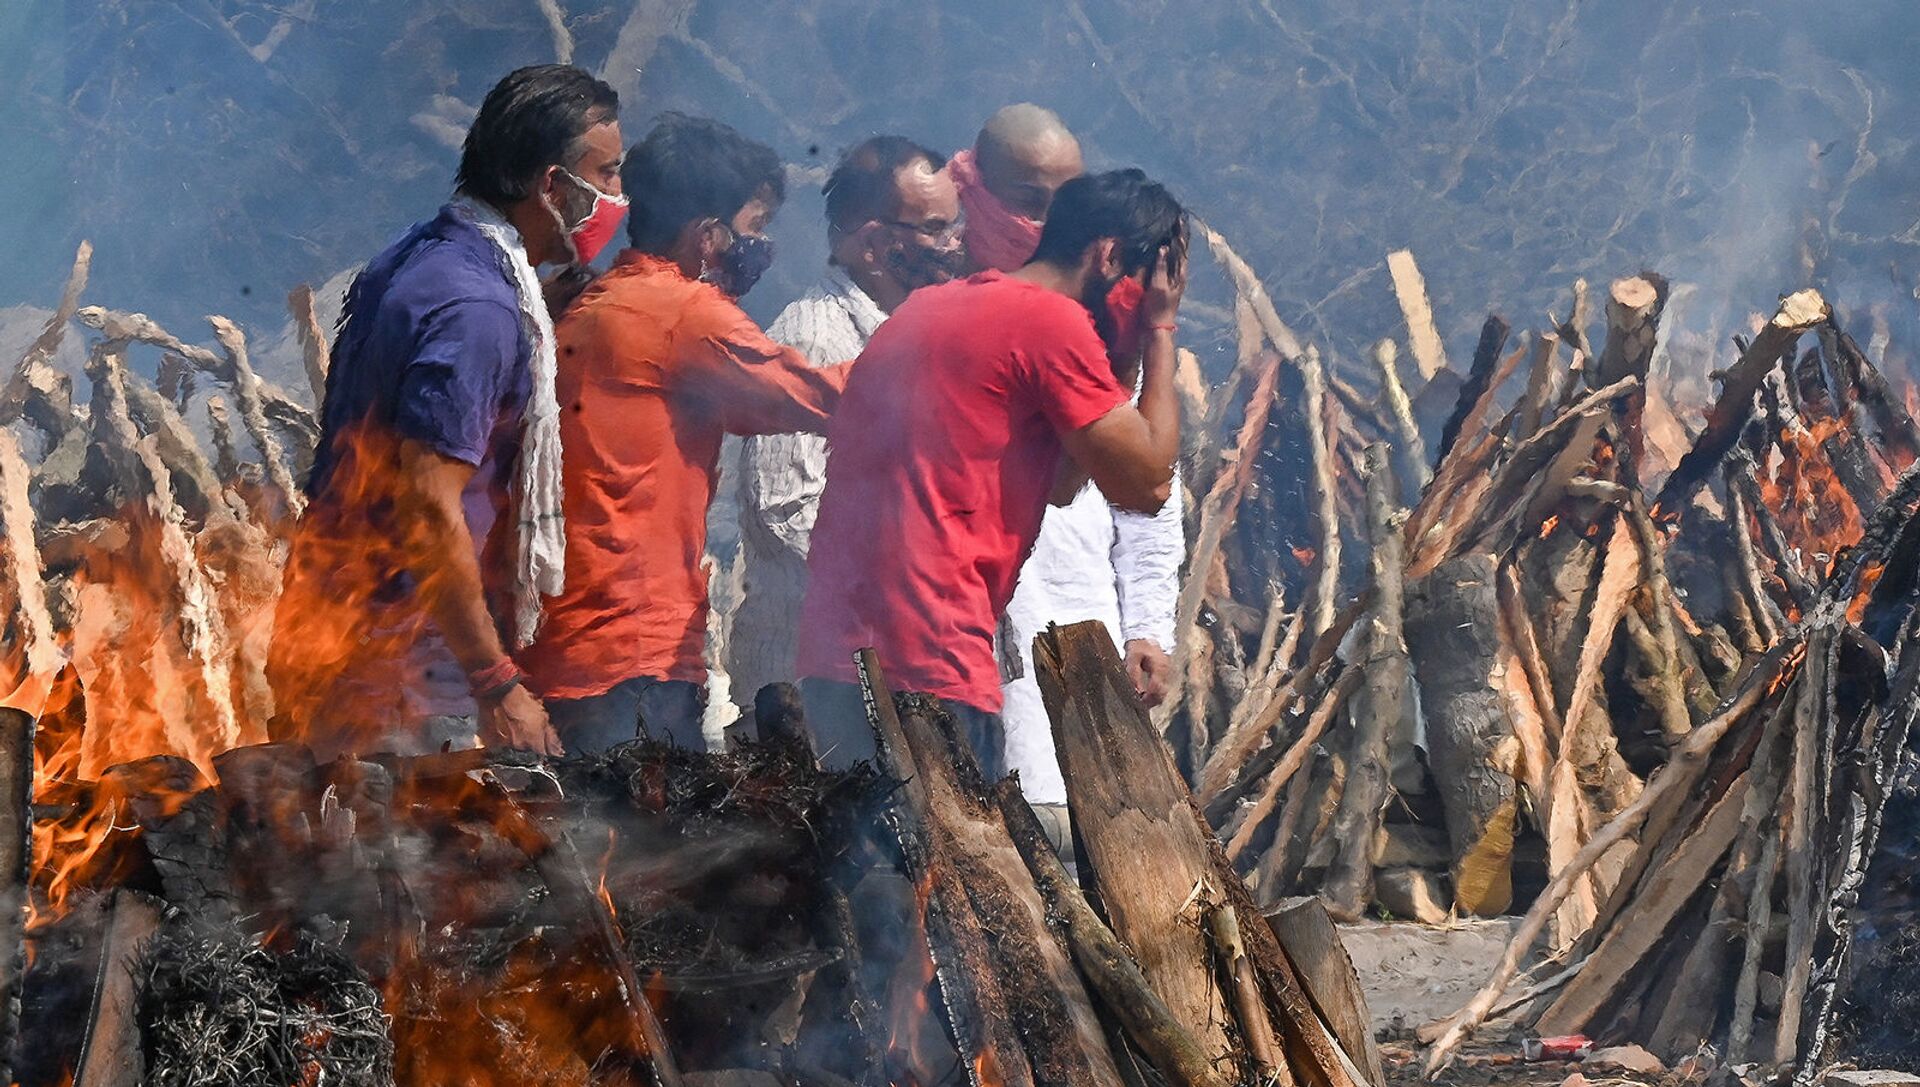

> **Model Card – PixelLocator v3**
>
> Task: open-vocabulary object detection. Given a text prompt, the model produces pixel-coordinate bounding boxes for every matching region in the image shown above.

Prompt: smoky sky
[3,0,1919,387]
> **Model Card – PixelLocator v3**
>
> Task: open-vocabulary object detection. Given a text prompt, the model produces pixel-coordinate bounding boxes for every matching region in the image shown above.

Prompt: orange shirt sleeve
[670,295,850,437]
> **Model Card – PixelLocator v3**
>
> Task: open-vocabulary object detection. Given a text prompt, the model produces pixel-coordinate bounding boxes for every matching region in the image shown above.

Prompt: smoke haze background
[3,0,1919,387]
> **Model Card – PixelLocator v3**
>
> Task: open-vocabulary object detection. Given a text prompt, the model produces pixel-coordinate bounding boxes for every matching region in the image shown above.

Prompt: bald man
[949,103,1085,273]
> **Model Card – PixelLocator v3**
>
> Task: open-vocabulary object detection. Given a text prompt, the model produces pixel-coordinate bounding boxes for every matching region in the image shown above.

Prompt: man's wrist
[468,657,527,701]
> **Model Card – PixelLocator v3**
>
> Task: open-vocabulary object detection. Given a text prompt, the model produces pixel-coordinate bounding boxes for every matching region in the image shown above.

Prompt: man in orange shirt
[517,114,847,753]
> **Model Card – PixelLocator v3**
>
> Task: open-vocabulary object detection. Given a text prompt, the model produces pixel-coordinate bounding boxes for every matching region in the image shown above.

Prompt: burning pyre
[3,223,1920,1087]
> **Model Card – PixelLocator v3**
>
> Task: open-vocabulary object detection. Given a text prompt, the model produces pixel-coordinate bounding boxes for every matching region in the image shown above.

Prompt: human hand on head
[1141,241,1188,328]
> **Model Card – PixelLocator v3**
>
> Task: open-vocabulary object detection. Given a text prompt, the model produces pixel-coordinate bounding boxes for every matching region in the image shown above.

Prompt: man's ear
[1090,237,1124,279]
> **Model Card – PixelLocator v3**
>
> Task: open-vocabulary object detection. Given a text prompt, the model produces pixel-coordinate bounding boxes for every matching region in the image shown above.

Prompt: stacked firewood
[857,632,1384,1087]
[1168,233,1920,1072]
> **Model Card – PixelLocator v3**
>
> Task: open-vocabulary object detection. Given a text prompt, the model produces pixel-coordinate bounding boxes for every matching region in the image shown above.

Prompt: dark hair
[457,65,619,206]
[1029,169,1185,275]
[823,136,947,233]
[623,113,787,253]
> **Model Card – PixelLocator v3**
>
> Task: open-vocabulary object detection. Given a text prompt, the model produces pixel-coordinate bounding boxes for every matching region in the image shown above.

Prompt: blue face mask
[705,229,776,298]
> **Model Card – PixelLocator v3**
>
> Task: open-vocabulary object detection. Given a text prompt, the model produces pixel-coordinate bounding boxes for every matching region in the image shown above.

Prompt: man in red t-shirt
[795,169,1186,772]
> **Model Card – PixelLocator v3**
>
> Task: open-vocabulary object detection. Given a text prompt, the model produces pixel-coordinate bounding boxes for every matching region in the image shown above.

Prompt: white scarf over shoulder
[449,196,566,648]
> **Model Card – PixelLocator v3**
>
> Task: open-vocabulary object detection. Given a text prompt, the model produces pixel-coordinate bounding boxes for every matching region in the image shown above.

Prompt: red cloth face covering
[949,148,1044,273]
[1103,273,1147,362]
[554,169,630,265]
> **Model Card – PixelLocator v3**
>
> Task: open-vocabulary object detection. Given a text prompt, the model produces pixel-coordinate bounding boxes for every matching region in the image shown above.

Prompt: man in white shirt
[729,136,965,705]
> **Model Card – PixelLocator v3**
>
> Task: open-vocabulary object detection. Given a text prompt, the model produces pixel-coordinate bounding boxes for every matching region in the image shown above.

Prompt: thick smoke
[3,0,1919,389]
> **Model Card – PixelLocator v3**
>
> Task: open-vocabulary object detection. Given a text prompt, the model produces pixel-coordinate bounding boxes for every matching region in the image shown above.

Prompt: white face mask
[544,168,630,265]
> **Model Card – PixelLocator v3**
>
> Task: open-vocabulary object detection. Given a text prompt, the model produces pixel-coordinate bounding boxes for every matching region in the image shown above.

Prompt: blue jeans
[547,676,706,755]
[797,678,1005,780]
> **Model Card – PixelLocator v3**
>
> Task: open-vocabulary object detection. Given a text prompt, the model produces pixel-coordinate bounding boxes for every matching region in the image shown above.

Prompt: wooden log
[1371,339,1430,493]
[1595,274,1669,479]
[1557,517,1645,818]
[1163,303,1282,733]
[0,428,60,714]
[1827,319,1920,467]
[1385,250,1449,382]
[0,709,30,1086]
[86,344,244,757]
[891,698,1126,1087]
[1423,641,1799,1075]
[1320,445,1406,919]
[1513,330,1564,443]
[857,654,1039,1087]
[1033,625,1239,1070]
[1036,622,1364,1087]
[1404,554,1518,917]
[0,240,90,434]
[208,317,303,517]
[1198,220,1308,361]
[1773,631,1828,1064]
[995,781,1232,1087]
[1198,597,1370,807]
[1436,316,1511,464]
[1223,664,1362,863]
[1301,346,1343,649]
[1533,774,1750,1035]
[1209,904,1290,1084]
[73,890,164,1087]
[1266,898,1385,1087]
[288,283,332,406]
[74,305,317,433]
[119,369,232,523]
[1652,288,1830,517]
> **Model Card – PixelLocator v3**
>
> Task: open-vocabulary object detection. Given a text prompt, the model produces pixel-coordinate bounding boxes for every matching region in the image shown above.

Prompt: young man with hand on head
[515,113,848,755]
[796,169,1187,776]
[270,64,626,760]
[727,135,965,708]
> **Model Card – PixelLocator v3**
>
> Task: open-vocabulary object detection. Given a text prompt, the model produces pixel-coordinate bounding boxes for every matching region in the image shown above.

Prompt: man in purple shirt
[269,65,625,758]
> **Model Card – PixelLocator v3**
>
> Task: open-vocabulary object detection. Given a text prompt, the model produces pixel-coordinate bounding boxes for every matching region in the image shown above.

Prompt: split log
[1513,330,1564,442]
[1223,664,1362,864]
[0,428,61,713]
[0,240,90,435]
[1198,221,1307,361]
[890,697,1126,1087]
[995,782,1231,1087]
[1265,898,1385,1087]
[1198,596,1370,808]
[73,891,164,1087]
[1320,445,1405,919]
[1404,554,1518,917]
[1423,640,1798,1075]
[1436,316,1511,463]
[1035,622,1366,1087]
[857,653,1039,1087]
[1371,339,1430,492]
[1652,288,1830,517]
[209,317,303,517]
[288,283,332,405]
[1164,302,1282,734]
[86,344,244,757]
[120,370,232,523]
[1032,626,1237,1069]
[1773,631,1828,1063]
[1827,319,1920,467]
[1385,249,1449,382]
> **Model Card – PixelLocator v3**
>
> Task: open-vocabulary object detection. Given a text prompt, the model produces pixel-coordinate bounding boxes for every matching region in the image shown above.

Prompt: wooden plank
[1268,898,1386,1087]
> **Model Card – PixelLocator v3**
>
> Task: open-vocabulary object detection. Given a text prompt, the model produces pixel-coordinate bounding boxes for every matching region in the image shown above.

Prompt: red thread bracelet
[1149,322,1178,333]
[467,657,522,698]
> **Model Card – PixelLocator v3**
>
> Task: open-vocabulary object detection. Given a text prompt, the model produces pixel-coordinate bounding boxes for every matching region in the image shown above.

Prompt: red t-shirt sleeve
[1017,300,1131,434]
